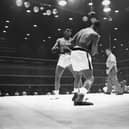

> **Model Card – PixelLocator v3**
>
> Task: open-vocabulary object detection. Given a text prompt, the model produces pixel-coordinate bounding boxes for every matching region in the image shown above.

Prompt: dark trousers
[107,67,121,93]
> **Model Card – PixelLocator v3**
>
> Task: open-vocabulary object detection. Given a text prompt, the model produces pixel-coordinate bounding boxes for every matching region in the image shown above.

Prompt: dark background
[0,0,129,95]
[0,0,129,60]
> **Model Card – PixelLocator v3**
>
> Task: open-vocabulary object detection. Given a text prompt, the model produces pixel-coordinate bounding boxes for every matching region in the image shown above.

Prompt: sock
[79,87,88,94]
[54,90,59,95]
[73,88,79,93]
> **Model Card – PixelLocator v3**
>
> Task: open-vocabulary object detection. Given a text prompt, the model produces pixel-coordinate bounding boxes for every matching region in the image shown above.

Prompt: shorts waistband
[60,52,70,55]
[72,47,88,52]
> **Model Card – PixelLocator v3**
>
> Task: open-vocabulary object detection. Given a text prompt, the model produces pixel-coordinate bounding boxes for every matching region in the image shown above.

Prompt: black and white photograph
[0,0,129,129]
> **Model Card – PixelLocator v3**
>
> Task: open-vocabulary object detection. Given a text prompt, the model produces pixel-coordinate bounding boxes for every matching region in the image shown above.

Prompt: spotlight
[114,27,118,30]
[5,20,10,23]
[3,30,7,33]
[40,6,44,11]
[33,6,39,13]
[5,26,9,29]
[57,28,61,31]
[24,1,31,8]
[16,0,23,7]
[26,10,31,13]
[57,0,67,7]
[33,24,38,28]
[26,33,30,36]
[24,37,28,40]
[114,10,119,13]
[102,0,111,6]
[46,9,52,16]
[52,8,58,15]
[88,2,93,6]
[103,7,111,13]
[69,17,73,21]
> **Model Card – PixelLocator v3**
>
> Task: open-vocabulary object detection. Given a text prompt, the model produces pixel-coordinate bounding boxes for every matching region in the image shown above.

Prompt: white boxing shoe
[50,90,60,100]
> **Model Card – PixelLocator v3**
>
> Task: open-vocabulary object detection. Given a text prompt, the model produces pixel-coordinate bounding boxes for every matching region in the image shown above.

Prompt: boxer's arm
[106,61,116,74]
[52,39,60,51]
[71,32,79,48]
[90,34,100,56]
[51,39,60,54]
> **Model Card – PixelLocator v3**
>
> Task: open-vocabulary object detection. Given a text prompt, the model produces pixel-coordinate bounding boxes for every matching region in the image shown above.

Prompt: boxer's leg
[54,65,64,95]
[68,65,82,93]
[72,72,82,101]
[106,74,112,94]
[111,74,122,94]
[82,70,94,92]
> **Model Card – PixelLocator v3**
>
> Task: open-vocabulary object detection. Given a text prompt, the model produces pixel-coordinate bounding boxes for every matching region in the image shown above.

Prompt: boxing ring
[0,56,129,129]
[0,94,129,129]
[0,56,128,95]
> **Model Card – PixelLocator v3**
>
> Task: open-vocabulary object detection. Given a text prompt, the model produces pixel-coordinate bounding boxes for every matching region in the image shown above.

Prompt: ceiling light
[5,20,10,23]
[102,0,111,6]
[46,10,52,16]
[24,1,31,8]
[40,6,44,11]
[52,9,58,15]
[114,27,118,30]
[3,30,7,33]
[26,10,31,13]
[58,0,67,7]
[16,0,23,7]
[24,37,28,40]
[33,6,39,13]
[103,7,111,13]
[26,33,30,36]
[57,28,61,31]
[88,2,93,6]
[69,17,73,21]
[33,24,38,28]
[114,10,119,13]
[5,26,9,29]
